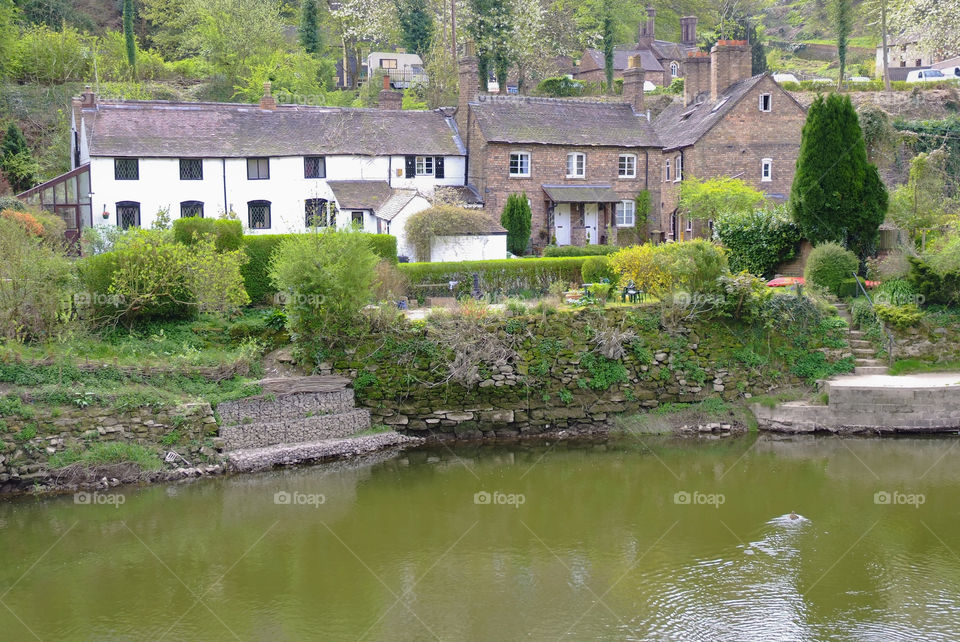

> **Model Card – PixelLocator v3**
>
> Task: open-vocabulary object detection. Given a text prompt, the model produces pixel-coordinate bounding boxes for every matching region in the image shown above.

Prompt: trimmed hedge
[242,232,398,304]
[543,244,619,257]
[399,257,589,298]
[172,217,243,252]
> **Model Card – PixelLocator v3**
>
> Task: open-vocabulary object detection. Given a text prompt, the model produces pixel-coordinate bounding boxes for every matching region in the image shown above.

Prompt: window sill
[617,175,637,180]
[509,174,531,179]
[761,178,772,183]
[615,223,635,228]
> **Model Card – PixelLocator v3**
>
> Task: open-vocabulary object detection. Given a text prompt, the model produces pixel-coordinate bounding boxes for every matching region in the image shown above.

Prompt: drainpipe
[222,158,228,216]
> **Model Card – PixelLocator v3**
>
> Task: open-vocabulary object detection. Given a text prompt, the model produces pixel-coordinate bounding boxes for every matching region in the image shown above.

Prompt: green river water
[2,433,960,641]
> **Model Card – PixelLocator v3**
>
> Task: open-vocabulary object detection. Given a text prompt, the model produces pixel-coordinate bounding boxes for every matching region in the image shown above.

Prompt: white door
[584,203,598,244]
[554,204,571,246]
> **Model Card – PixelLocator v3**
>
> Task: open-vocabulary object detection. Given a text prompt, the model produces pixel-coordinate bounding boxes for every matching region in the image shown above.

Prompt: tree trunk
[341,35,349,88]
[881,0,891,91]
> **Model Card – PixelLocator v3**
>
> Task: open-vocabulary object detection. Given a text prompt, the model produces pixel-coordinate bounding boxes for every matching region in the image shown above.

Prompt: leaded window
[115,158,139,180]
[117,201,141,228]
[180,201,204,218]
[304,156,325,178]
[248,200,271,229]
[180,159,203,180]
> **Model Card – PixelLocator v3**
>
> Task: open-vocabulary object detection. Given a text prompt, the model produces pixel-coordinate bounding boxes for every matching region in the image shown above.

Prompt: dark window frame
[114,158,139,181]
[305,198,329,227]
[179,158,203,180]
[304,156,326,179]
[180,200,204,218]
[116,201,141,229]
[248,200,272,229]
[246,157,270,180]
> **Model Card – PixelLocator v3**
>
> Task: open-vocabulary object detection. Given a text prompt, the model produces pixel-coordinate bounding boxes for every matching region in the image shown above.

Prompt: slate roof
[327,181,396,211]
[471,96,660,148]
[82,101,464,158]
[654,74,775,150]
[376,189,418,221]
[584,48,664,73]
[542,185,621,203]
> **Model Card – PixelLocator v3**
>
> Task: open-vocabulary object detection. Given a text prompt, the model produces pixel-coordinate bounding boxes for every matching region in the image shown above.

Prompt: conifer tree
[123,0,137,75]
[300,0,322,55]
[501,193,532,256]
[397,0,433,56]
[791,93,888,259]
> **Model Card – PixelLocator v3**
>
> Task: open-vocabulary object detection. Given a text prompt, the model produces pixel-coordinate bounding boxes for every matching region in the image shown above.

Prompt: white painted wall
[385,194,433,260]
[430,234,507,262]
[89,154,464,234]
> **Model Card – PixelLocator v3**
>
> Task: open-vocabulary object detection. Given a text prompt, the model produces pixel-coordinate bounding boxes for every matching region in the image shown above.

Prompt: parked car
[906,69,948,83]
[849,76,871,83]
[942,67,960,79]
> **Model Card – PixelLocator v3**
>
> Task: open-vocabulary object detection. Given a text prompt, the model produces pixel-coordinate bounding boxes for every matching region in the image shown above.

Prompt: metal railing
[852,272,895,366]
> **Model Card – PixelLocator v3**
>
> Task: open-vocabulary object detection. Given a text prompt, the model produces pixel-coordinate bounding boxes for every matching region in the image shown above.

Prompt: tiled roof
[327,181,396,211]
[471,96,660,148]
[83,101,464,158]
[584,48,664,73]
[376,190,418,221]
[653,74,769,150]
[542,185,621,203]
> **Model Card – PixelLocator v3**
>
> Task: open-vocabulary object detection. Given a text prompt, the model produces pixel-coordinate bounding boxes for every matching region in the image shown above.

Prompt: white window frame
[566,152,586,178]
[618,154,637,178]
[615,200,635,227]
[415,156,434,176]
[761,158,773,182]
[675,155,682,182]
[670,61,680,78]
[509,151,531,177]
[664,159,671,182]
[759,93,772,112]
[685,217,693,233]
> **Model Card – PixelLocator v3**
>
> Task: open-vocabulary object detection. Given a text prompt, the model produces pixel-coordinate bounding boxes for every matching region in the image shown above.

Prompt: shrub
[804,242,859,296]
[373,260,409,301]
[851,297,877,329]
[875,279,917,306]
[609,244,671,298]
[405,205,502,262]
[269,229,380,348]
[399,257,589,298]
[543,245,619,257]
[837,277,867,299]
[172,217,244,252]
[581,256,616,284]
[0,217,75,341]
[366,234,398,263]
[501,193,532,256]
[10,24,93,84]
[713,207,802,277]
[875,303,924,329]
[536,76,585,97]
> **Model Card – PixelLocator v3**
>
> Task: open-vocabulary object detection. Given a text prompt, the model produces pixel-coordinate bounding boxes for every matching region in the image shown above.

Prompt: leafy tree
[501,193,532,255]
[467,0,510,91]
[679,176,765,221]
[601,0,614,93]
[804,242,859,295]
[123,0,137,75]
[1,124,38,194]
[832,0,851,88]
[397,0,433,56]
[701,15,767,75]
[889,150,958,250]
[889,0,958,58]
[299,0,322,55]
[791,93,888,259]
[0,0,17,80]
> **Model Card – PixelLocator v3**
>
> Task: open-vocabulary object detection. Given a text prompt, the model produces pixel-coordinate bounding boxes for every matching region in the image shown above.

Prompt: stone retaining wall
[217,390,356,426]
[220,409,371,449]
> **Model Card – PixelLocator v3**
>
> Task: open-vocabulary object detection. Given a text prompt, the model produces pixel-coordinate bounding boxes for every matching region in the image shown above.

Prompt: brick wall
[658,75,806,237]
[475,142,660,249]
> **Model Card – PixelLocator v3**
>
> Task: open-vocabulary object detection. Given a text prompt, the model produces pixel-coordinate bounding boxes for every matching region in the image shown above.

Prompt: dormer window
[759,93,772,112]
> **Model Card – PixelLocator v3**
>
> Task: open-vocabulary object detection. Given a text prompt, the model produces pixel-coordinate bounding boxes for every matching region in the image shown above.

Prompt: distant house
[653,41,807,241]
[576,8,699,87]
[367,51,427,88]
[875,36,950,76]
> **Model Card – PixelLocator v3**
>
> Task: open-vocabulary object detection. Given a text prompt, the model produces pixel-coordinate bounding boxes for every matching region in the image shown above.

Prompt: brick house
[576,8,699,87]
[458,52,661,250]
[652,41,807,240]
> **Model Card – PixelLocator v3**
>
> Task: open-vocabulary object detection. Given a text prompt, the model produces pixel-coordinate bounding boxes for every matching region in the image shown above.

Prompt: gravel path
[226,432,424,472]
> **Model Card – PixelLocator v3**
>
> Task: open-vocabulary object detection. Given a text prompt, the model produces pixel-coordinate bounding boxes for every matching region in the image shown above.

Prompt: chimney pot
[259,81,277,109]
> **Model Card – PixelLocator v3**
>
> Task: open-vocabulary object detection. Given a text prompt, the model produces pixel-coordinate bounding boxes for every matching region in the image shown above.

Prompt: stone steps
[849,339,872,348]
[855,358,885,366]
[854,366,889,375]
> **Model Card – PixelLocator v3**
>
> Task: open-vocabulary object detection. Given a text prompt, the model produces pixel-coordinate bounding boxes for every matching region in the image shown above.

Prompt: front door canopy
[542,184,621,203]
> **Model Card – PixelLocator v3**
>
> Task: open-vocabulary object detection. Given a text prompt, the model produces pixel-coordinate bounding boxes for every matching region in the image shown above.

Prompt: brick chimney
[680,16,698,46]
[638,6,656,46]
[378,74,403,110]
[683,52,711,106]
[259,82,277,110]
[710,40,751,101]
[457,41,479,136]
[623,55,646,113]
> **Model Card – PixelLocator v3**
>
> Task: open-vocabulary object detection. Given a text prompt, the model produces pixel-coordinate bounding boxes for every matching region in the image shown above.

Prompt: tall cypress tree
[397,0,433,56]
[791,93,888,259]
[501,193,532,256]
[602,4,614,94]
[833,0,852,88]
[300,0,322,55]
[123,0,136,75]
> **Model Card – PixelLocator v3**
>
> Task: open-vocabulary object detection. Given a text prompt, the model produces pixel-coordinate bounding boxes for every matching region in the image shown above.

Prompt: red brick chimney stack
[378,75,403,109]
[710,40,751,101]
[259,82,277,110]
[623,55,646,114]
[683,51,711,106]
[457,41,480,135]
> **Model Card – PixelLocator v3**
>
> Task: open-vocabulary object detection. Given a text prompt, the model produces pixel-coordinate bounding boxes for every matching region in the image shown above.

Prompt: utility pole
[451,0,458,60]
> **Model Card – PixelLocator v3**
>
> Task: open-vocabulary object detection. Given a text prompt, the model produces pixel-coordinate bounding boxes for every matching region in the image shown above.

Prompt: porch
[542,185,621,247]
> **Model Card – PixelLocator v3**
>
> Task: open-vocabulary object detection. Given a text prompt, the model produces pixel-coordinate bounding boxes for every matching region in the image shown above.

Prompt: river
[1,434,959,640]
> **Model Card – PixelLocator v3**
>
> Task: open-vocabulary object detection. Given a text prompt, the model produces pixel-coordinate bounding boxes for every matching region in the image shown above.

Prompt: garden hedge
[398,257,589,298]
[172,217,243,252]
[542,244,619,257]
[242,233,398,304]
